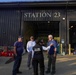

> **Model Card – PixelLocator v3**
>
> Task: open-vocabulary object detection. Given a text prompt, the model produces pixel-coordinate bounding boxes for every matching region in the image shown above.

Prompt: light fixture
[71,26,73,28]
[48,21,50,23]
[62,18,65,20]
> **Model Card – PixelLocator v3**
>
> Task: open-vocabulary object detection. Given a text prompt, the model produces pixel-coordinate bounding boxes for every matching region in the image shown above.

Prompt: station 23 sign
[24,10,61,21]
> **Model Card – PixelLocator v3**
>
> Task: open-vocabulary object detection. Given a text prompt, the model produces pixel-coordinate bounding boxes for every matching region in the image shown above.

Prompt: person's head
[30,36,34,41]
[35,39,40,45]
[35,39,44,46]
[18,36,23,42]
[48,35,53,41]
[41,39,44,43]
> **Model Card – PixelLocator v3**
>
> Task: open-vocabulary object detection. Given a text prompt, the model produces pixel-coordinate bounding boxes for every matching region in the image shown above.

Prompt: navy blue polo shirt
[47,40,57,55]
[47,40,57,48]
[14,41,24,56]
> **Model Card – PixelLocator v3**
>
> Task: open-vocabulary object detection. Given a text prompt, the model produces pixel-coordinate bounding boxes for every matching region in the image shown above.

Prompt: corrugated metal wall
[0,10,21,46]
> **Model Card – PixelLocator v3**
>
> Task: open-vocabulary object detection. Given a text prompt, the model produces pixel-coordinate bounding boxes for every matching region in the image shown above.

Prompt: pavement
[0,53,76,75]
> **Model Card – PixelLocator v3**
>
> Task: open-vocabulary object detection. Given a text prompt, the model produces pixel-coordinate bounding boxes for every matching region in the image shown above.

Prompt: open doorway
[69,21,76,50]
[23,21,60,44]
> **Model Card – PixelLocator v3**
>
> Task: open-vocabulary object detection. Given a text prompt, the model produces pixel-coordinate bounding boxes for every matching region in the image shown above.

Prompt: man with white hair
[46,35,57,75]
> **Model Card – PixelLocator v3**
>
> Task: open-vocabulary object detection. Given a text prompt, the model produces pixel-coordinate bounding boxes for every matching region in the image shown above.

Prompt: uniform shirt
[27,41,36,52]
[14,41,24,56]
[32,46,50,58]
[33,45,43,59]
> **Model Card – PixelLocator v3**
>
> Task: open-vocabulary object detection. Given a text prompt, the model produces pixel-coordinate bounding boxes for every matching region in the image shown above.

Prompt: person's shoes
[46,70,50,74]
[17,71,22,74]
[51,71,56,75]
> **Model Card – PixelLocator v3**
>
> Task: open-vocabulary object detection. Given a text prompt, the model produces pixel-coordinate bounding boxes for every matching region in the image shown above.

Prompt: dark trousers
[27,52,32,67]
[32,58,44,75]
[12,55,22,75]
[47,55,56,72]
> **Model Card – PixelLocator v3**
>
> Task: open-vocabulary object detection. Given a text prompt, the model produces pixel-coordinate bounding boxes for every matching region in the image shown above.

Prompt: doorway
[69,21,76,50]
[23,21,60,44]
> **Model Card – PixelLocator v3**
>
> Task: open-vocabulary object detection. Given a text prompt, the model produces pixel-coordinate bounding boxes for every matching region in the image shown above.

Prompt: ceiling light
[71,26,73,28]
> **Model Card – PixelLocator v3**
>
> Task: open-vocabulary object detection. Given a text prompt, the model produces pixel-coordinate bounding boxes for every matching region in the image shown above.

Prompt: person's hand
[15,54,17,56]
[54,54,56,57]
[14,53,17,57]
[13,54,17,59]
[47,50,49,54]
[50,44,53,46]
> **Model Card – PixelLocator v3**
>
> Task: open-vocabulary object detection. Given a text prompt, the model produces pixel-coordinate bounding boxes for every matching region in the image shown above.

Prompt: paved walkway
[0,53,76,75]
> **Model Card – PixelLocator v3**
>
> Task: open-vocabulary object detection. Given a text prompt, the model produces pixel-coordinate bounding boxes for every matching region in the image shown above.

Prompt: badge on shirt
[34,48,41,51]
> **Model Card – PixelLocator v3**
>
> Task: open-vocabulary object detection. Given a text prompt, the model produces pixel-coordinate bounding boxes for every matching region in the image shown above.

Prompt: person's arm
[14,46,17,56]
[42,43,54,51]
[14,47,17,56]
[32,50,34,58]
[54,48,57,57]
[53,41,57,57]
[42,46,50,51]
[13,42,17,56]
[22,47,26,55]
[26,42,30,52]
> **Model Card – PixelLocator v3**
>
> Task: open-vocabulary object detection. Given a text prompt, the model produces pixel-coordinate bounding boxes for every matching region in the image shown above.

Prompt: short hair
[30,36,34,39]
[18,36,23,39]
[48,35,53,38]
[35,39,40,44]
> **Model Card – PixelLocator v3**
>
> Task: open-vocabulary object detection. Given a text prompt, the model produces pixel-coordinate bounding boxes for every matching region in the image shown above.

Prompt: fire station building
[0,0,76,51]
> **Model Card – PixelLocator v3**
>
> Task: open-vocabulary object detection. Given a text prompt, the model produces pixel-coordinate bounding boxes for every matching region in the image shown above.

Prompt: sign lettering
[23,10,61,21]
[54,12,61,18]
[24,12,52,18]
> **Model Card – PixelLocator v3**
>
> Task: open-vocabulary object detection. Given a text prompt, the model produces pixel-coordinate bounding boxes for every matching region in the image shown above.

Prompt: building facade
[0,0,76,50]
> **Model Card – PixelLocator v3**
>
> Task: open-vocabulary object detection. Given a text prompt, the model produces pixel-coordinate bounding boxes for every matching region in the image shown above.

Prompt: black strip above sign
[23,10,62,21]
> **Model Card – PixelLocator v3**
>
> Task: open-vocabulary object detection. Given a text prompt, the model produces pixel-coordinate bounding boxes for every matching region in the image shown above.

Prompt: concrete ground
[0,53,76,75]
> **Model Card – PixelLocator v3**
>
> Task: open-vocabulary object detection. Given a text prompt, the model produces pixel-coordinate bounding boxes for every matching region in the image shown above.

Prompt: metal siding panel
[0,10,20,46]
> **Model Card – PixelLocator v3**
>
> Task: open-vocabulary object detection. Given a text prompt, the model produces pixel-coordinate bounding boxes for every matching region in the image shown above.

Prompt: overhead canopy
[0,0,75,3]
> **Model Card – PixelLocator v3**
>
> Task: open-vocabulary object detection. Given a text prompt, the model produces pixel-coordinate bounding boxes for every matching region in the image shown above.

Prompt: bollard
[60,44,63,55]
[69,44,71,55]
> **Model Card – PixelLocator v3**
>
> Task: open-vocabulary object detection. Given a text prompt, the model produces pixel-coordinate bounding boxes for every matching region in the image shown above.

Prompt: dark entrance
[23,21,60,44]
[69,21,76,50]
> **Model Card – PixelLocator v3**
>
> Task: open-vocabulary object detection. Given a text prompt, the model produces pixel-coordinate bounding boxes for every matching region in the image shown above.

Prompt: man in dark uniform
[32,39,44,75]
[46,35,57,75]
[12,36,24,75]
[32,39,50,75]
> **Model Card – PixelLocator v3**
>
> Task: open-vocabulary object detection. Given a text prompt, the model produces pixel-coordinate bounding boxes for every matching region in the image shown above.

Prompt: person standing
[12,36,24,75]
[46,35,57,75]
[32,39,50,75]
[27,36,36,69]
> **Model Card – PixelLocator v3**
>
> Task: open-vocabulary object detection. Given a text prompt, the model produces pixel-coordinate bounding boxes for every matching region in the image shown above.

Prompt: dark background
[0,0,76,3]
